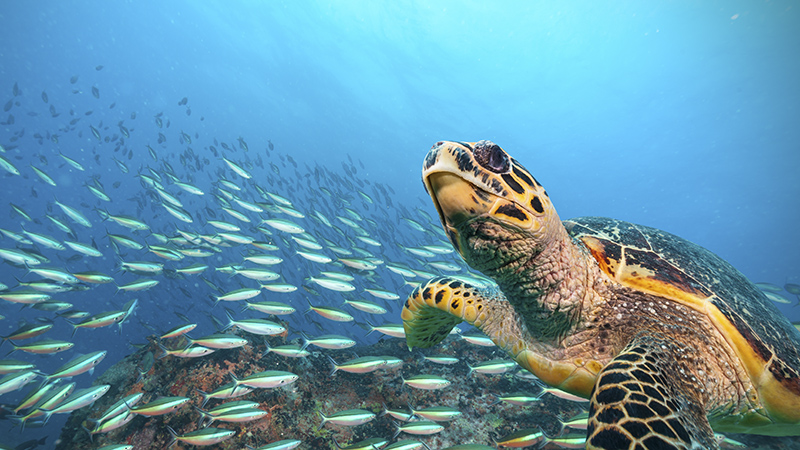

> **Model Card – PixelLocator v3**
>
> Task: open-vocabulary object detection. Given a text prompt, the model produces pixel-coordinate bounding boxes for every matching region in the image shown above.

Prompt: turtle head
[423,140,561,278]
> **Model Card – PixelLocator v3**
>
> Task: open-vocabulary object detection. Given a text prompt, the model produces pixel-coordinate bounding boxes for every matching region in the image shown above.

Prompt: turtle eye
[474,140,509,173]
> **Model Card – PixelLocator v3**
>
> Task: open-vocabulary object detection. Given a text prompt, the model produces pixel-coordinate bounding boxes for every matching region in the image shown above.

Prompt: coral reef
[55,332,800,449]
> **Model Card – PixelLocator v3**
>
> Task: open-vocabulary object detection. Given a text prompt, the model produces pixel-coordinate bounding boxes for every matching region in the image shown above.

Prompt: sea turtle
[402,140,800,449]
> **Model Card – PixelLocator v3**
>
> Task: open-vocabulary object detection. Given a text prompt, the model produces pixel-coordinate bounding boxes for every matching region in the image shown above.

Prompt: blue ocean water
[0,0,798,447]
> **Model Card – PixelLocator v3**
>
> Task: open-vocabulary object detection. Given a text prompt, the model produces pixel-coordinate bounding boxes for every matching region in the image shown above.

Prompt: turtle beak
[423,141,496,231]
[422,141,495,255]
[426,172,477,229]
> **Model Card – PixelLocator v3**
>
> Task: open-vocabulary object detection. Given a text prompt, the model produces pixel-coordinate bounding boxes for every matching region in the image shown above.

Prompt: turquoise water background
[0,1,798,447]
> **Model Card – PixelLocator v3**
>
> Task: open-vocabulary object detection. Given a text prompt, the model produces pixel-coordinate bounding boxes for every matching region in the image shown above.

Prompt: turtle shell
[565,216,800,425]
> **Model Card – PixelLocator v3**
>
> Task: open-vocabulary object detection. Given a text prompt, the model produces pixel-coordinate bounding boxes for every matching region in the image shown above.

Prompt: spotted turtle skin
[402,140,800,450]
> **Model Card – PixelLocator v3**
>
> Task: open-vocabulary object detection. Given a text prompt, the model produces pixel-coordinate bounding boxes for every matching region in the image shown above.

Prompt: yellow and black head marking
[422,140,559,259]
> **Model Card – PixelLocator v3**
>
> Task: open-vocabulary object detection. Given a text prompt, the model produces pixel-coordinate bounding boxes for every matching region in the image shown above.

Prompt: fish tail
[191,405,209,427]
[81,424,94,442]
[229,372,241,396]
[39,408,53,425]
[156,342,170,359]
[325,355,339,376]
[316,411,327,432]
[364,319,376,336]
[299,331,310,351]
[406,402,417,419]
[166,425,178,448]
[391,420,401,439]
[222,310,234,331]
[85,417,100,428]
[195,389,210,408]
[466,362,475,376]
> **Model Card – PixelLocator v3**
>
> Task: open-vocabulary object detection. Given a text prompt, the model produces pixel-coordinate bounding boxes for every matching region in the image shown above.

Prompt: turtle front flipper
[587,333,719,450]
[402,277,510,350]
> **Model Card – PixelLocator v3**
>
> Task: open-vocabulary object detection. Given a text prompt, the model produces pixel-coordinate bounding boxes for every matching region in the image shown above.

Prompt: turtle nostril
[433,141,445,150]
[474,140,509,173]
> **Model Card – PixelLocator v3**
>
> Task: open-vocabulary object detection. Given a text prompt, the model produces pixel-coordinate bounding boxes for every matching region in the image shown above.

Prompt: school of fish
[0,67,793,450]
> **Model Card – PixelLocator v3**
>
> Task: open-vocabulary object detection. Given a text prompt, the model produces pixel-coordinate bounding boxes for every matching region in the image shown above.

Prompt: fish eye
[474,140,509,173]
